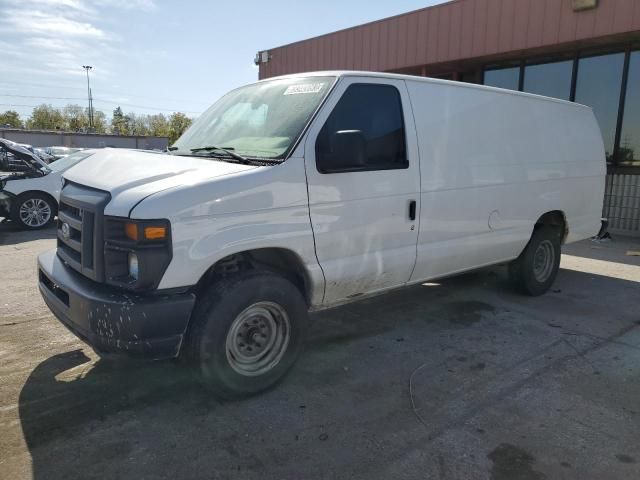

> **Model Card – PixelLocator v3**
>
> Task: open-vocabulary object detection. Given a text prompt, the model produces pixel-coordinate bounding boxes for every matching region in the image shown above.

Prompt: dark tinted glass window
[523,60,572,100]
[574,53,625,162]
[619,51,640,166]
[316,84,407,173]
[460,71,480,84]
[483,67,520,90]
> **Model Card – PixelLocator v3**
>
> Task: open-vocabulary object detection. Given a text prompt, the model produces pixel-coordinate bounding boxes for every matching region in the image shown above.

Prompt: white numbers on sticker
[284,83,325,95]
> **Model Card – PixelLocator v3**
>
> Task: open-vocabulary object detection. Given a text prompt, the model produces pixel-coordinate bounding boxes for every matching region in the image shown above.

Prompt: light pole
[82,65,94,130]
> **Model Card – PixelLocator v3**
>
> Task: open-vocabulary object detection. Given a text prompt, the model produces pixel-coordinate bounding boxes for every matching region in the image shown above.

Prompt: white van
[38,72,605,398]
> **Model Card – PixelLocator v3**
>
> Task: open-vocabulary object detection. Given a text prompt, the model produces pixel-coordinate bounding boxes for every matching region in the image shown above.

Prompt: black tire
[508,226,561,296]
[10,192,57,230]
[185,270,309,399]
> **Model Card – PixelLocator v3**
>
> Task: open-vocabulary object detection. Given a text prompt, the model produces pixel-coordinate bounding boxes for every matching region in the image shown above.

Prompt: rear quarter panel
[406,79,605,281]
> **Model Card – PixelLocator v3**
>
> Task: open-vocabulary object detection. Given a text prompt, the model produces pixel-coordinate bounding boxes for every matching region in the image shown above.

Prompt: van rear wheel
[508,226,561,296]
[185,270,308,399]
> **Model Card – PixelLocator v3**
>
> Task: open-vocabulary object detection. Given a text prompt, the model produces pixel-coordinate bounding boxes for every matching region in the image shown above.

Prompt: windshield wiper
[190,145,249,164]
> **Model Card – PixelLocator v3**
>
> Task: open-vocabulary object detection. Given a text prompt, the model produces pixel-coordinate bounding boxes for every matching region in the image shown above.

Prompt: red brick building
[257,0,640,234]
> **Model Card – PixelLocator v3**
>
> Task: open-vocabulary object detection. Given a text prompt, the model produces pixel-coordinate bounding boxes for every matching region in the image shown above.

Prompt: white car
[45,146,85,161]
[37,72,606,398]
[0,142,96,229]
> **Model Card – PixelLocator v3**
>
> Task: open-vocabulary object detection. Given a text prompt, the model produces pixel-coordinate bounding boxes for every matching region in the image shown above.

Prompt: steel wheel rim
[19,198,51,227]
[225,301,290,377]
[533,240,554,282]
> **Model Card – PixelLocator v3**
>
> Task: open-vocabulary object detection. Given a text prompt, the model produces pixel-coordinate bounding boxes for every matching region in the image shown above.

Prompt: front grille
[57,205,90,267]
[59,202,81,219]
[56,182,110,282]
[39,270,69,307]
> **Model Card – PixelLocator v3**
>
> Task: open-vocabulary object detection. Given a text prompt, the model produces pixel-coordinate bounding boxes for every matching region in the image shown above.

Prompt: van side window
[315,84,408,173]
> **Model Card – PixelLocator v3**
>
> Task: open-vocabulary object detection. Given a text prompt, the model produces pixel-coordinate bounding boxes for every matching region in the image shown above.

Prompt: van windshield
[171,76,335,160]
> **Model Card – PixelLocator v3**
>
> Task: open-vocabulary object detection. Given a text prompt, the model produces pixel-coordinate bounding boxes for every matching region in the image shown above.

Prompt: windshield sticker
[284,83,325,95]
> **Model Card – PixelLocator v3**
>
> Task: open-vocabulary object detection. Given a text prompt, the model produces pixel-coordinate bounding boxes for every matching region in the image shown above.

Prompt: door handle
[408,200,416,221]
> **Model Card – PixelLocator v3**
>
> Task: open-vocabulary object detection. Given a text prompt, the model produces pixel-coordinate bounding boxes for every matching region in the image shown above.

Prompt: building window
[483,49,640,169]
[618,51,640,166]
[574,53,625,163]
[523,60,573,100]
[460,71,480,84]
[483,67,520,91]
[316,84,407,173]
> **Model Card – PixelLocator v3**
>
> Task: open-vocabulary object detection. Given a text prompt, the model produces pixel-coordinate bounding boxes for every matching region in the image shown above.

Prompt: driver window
[315,83,408,173]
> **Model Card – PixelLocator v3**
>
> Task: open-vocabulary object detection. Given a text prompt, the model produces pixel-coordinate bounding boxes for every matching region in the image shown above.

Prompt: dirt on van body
[1,220,640,479]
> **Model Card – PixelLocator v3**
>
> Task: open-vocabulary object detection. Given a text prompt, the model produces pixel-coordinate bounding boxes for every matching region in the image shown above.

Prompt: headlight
[104,217,172,291]
[128,253,139,280]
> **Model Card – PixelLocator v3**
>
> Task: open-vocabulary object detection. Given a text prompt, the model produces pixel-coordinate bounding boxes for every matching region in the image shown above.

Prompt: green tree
[63,104,89,131]
[0,110,23,128]
[26,104,64,130]
[92,110,108,133]
[147,113,169,138]
[128,112,150,136]
[168,112,192,143]
[111,106,130,135]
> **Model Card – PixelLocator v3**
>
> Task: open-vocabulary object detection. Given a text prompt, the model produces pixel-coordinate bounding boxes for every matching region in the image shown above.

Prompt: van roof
[263,70,591,110]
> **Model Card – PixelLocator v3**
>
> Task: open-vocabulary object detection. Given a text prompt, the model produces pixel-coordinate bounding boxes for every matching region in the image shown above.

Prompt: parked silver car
[45,146,84,161]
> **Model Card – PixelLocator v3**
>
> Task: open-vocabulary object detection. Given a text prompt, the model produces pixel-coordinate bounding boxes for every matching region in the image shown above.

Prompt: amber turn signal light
[144,226,167,240]
[125,222,167,241]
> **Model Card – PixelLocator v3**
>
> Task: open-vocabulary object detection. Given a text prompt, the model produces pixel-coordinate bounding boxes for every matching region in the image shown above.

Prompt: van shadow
[18,266,639,479]
[0,219,57,245]
[18,351,201,450]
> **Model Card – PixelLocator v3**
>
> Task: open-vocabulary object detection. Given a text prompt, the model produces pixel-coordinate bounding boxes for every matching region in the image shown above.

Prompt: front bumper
[38,250,195,359]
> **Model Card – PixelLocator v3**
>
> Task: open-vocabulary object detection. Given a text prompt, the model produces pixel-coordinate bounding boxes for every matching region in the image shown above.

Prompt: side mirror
[325,129,366,171]
[332,129,366,164]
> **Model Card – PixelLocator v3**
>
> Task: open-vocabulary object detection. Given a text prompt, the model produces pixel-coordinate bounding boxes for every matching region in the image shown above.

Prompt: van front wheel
[508,226,561,296]
[185,270,308,399]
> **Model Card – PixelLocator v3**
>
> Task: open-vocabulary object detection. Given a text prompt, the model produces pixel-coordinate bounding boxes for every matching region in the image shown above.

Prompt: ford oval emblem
[61,222,71,239]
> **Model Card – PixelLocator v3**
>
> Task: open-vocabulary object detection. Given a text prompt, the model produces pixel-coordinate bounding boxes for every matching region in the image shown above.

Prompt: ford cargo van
[38,72,606,398]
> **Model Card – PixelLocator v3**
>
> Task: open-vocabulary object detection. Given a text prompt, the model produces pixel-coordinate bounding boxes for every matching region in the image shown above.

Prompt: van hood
[63,148,259,216]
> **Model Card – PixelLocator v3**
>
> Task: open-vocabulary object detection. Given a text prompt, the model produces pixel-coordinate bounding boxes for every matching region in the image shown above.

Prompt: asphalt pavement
[1,220,639,479]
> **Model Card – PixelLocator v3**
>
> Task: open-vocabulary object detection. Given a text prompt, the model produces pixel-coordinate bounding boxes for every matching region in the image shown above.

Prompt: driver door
[304,77,421,304]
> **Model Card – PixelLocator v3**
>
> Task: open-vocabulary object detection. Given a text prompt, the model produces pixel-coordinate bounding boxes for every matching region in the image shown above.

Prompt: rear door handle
[408,200,416,221]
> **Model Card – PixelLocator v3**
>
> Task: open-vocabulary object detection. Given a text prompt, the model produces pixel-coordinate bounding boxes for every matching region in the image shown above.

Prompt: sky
[0,0,447,121]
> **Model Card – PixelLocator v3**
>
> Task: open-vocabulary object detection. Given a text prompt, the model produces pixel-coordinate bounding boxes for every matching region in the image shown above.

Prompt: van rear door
[303,77,420,304]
